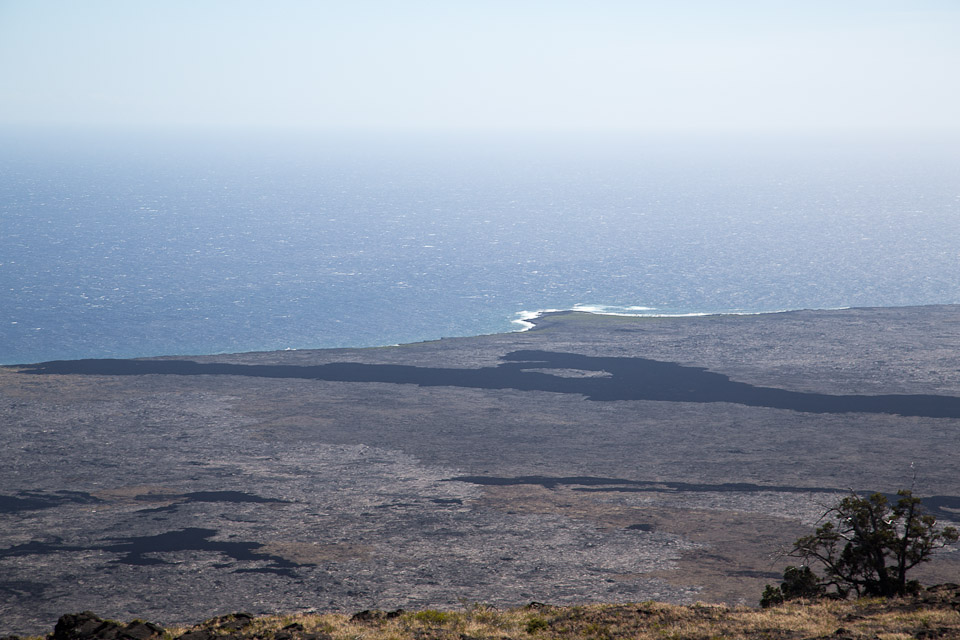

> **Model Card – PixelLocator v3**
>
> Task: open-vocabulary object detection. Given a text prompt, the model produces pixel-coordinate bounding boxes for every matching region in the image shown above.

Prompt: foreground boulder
[349,609,405,623]
[53,612,164,640]
[175,613,255,640]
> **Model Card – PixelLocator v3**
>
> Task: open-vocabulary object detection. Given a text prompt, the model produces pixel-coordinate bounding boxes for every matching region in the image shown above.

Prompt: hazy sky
[1,0,958,133]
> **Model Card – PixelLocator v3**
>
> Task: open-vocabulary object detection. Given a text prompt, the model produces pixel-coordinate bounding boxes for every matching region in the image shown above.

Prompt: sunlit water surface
[2,130,958,364]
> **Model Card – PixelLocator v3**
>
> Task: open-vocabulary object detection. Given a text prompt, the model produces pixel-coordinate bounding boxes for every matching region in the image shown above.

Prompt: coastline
[5,302,913,367]
[510,304,848,332]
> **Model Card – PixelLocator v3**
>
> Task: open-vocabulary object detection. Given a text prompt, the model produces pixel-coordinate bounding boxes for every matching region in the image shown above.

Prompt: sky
[0,0,958,133]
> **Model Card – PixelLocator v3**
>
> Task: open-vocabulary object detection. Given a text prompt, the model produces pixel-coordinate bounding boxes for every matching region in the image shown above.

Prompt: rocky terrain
[9,585,960,640]
[2,307,959,635]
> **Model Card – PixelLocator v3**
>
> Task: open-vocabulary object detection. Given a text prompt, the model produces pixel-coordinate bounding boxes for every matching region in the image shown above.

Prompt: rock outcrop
[52,612,164,640]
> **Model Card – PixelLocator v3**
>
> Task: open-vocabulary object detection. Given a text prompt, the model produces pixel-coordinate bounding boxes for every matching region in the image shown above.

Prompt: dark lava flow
[0,528,298,575]
[15,350,960,418]
[0,491,101,515]
[0,490,286,515]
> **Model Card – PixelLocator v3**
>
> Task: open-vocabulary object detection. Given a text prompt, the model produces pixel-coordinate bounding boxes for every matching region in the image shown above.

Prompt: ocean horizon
[2,128,959,365]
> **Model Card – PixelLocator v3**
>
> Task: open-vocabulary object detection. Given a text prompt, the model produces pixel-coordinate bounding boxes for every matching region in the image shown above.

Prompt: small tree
[786,490,958,598]
[780,565,825,599]
[760,565,825,607]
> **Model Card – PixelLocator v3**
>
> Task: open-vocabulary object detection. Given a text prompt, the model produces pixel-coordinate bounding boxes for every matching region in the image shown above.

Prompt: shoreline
[8,303,933,367]
[510,304,849,331]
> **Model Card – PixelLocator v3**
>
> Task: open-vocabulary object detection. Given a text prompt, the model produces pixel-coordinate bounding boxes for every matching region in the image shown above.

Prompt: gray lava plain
[2,307,960,634]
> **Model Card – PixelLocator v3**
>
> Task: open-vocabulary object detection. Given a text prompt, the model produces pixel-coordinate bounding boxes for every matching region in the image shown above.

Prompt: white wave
[511,304,845,331]
[512,308,564,331]
[570,304,609,313]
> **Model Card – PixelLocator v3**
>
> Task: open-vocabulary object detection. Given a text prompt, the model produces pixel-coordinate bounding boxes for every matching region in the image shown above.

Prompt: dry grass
[118,596,960,640]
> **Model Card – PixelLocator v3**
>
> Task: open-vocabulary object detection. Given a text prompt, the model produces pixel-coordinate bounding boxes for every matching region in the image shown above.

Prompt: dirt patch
[253,542,374,566]
[474,484,810,605]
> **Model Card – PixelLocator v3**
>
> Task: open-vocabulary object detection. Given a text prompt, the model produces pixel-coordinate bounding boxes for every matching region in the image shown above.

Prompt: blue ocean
[2,129,959,365]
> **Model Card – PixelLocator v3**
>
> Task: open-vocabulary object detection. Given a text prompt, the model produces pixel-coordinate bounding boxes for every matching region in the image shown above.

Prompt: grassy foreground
[187,601,958,640]
[28,587,960,640]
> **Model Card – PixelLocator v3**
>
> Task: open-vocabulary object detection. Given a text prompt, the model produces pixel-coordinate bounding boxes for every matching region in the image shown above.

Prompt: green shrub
[525,617,549,634]
[411,610,454,626]
[759,584,784,608]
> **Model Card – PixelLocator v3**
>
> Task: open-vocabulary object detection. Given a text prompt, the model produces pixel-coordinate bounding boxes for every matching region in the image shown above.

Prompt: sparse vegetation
[409,609,456,626]
[524,615,548,633]
[764,489,959,604]
[25,592,960,640]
